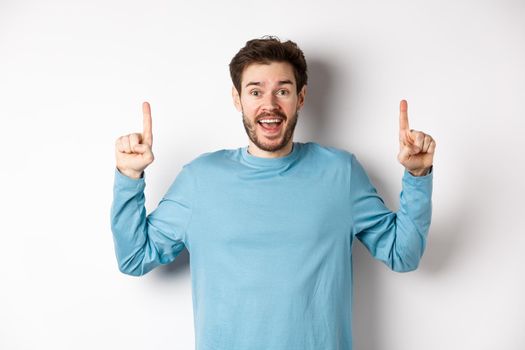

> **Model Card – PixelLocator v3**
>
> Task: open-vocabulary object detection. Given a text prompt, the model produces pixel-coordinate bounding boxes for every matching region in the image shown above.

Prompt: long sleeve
[110,165,194,276]
[349,154,433,272]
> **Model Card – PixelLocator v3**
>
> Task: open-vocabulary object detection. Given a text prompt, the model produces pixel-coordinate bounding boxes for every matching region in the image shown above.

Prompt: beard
[242,109,299,153]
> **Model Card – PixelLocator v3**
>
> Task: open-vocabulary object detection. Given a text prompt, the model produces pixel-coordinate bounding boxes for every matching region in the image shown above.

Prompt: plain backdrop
[1,0,524,349]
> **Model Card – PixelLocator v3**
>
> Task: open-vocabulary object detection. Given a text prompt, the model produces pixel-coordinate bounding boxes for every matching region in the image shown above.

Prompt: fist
[115,102,155,179]
[397,100,436,176]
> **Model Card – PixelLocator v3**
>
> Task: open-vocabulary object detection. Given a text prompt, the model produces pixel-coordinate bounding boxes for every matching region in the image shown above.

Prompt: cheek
[284,102,298,115]
[241,101,260,115]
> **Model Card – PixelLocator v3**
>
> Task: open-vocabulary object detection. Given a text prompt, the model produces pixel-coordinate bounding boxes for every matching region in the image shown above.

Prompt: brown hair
[229,35,308,96]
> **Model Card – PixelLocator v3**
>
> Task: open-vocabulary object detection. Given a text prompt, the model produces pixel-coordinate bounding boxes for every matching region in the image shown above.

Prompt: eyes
[249,89,290,97]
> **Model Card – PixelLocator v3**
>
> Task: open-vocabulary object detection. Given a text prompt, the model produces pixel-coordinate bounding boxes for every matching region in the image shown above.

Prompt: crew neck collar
[241,142,302,168]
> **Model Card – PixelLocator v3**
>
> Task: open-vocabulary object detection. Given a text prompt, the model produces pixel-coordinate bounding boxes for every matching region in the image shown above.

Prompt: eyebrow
[244,79,294,88]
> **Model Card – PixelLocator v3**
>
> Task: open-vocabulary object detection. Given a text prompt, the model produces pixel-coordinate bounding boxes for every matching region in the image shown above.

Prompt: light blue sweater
[110,141,433,350]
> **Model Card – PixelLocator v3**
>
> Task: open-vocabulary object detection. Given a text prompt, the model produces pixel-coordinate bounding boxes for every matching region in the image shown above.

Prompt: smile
[257,117,284,134]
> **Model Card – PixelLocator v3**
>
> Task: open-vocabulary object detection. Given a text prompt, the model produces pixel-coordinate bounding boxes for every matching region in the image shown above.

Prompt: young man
[111,36,435,350]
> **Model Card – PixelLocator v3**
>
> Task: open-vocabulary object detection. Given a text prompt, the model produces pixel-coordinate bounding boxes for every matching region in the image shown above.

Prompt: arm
[349,154,433,272]
[109,165,194,276]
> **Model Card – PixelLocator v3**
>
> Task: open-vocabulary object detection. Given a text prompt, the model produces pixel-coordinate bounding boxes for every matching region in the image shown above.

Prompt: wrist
[117,167,143,179]
[408,166,432,177]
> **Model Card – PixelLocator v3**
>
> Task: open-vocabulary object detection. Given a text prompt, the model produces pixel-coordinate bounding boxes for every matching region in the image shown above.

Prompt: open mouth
[257,117,284,133]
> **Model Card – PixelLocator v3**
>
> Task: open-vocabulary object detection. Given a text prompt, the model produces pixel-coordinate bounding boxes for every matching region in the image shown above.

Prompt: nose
[261,91,279,112]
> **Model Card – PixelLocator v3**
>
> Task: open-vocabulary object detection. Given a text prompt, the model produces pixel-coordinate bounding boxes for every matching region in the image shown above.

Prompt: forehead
[241,61,296,88]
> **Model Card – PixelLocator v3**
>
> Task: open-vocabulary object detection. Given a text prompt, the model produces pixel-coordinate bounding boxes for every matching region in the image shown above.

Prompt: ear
[232,86,242,112]
[297,85,307,111]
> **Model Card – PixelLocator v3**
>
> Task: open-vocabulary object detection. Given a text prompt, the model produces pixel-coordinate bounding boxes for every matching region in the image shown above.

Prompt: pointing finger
[399,99,410,133]
[142,101,153,147]
[399,100,415,145]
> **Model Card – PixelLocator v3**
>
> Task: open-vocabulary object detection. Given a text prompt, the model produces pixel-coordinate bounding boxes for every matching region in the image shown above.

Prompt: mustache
[256,110,287,120]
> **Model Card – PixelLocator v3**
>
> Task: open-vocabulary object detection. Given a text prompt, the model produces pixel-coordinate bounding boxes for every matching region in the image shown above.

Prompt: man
[111,36,435,349]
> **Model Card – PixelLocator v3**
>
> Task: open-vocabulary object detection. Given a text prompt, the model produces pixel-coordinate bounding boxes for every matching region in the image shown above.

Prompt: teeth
[259,118,282,123]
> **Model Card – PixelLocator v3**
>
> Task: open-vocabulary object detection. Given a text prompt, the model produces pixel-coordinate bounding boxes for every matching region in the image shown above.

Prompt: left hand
[397,100,436,176]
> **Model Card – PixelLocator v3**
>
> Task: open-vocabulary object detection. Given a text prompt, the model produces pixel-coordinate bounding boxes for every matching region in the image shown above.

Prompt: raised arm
[110,102,193,276]
[350,100,435,272]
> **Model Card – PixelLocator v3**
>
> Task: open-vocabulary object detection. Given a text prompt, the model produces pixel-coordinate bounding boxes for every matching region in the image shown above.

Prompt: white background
[1,0,524,349]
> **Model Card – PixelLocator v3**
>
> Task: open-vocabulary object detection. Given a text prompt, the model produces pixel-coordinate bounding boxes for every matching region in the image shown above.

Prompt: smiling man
[111,36,435,350]
[235,60,305,156]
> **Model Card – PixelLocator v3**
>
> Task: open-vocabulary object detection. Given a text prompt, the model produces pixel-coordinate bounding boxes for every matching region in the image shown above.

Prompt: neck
[247,140,294,158]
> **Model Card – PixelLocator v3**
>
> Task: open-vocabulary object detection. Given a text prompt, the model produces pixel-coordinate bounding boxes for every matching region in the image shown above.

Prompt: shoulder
[183,148,238,172]
[301,141,355,164]
[300,143,372,185]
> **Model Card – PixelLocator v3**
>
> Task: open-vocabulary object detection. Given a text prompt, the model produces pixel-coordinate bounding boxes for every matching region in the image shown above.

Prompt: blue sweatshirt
[110,141,433,350]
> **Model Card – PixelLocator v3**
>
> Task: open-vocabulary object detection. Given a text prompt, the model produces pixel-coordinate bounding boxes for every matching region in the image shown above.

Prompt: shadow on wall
[418,184,469,276]
[299,57,340,144]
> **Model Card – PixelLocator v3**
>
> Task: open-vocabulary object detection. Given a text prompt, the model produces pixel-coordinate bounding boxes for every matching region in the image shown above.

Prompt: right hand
[115,102,155,179]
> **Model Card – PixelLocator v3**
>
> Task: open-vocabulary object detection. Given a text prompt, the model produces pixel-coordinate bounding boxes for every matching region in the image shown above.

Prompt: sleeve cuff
[114,167,145,190]
[402,165,433,184]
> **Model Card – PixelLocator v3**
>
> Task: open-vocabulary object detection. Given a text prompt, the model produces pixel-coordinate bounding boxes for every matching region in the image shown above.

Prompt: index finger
[142,101,153,146]
[399,99,410,132]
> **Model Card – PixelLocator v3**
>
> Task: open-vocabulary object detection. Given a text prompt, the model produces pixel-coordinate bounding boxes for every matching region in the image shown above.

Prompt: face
[232,61,306,156]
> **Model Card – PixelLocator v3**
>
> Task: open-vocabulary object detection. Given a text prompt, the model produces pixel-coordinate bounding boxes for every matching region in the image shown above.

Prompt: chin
[255,136,291,153]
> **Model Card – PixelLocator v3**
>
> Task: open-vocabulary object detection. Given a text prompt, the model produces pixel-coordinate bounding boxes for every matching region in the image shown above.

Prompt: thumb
[398,143,421,163]
[132,143,151,154]
[405,142,421,156]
